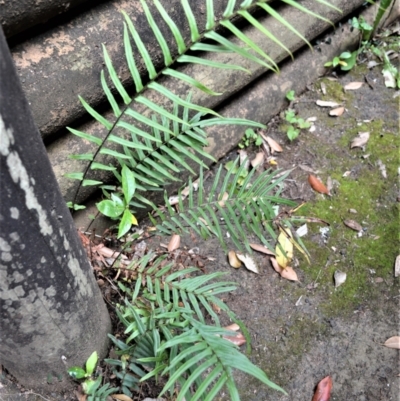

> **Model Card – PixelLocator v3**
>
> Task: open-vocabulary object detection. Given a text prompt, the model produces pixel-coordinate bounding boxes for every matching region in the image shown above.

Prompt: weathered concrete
[0,28,111,392]
[48,0,364,206]
[10,0,234,138]
[1,0,91,38]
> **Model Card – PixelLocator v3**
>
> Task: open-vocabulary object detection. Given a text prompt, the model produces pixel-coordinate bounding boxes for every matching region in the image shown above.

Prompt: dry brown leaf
[224,323,240,331]
[344,81,363,90]
[316,100,340,108]
[218,192,229,207]
[270,257,299,281]
[96,245,128,260]
[351,132,370,149]
[343,219,362,232]
[167,234,180,252]
[280,266,299,281]
[312,376,333,401]
[329,106,345,117]
[264,136,283,153]
[250,243,275,256]
[308,175,330,195]
[228,250,242,268]
[251,152,264,168]
[395,255,400,278]
[112,395,134,401]
[236,253,259,274]
[270,256,282,273]
[222,324,246,346]
[383,336,400,349]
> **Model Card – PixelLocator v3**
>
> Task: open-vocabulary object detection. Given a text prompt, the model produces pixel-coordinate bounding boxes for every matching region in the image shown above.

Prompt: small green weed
[67,351,117,400]
[239,128,263,148]
[284,109,311,141]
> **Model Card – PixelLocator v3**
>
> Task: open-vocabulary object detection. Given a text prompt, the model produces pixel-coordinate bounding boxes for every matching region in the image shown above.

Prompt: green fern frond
[106,253,285,400]
[68,0,337,209]
[149,158,297,253]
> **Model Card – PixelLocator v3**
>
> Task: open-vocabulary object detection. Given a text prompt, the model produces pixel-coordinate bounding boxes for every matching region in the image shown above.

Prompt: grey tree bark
[0,27,111,393]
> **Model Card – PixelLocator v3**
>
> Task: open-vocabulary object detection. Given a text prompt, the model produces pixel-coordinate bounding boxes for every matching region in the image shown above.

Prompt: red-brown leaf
[312,376,333,401]
[308,175,330,195]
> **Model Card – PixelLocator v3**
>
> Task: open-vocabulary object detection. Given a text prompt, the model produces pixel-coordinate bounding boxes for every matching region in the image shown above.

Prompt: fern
[105,253,286,400]
[147,157,297,253]
[66,0,338,210]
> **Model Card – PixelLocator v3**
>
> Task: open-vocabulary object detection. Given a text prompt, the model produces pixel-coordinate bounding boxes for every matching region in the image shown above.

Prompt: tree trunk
[0,27,111,393]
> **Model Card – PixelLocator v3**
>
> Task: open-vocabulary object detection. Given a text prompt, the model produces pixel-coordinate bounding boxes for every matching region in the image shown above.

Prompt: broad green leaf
[97,199,124,218]
[85,351,98,375]
[67,366,87,380]
[118,209,137,238]
[121,165,136,204]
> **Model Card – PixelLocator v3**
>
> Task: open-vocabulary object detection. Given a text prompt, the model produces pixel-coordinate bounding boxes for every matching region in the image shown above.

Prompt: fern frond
[68,0,337,210]
[149,158,297,253]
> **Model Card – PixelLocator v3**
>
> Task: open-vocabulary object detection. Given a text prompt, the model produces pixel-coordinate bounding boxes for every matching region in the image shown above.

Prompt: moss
[297,124,399,317]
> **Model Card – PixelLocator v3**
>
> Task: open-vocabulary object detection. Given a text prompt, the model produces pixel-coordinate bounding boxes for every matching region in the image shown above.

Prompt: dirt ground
[1,50,399,401]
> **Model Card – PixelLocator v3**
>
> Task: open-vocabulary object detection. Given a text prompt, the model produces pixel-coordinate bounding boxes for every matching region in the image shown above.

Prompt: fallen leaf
[250,243,275,256]
[329,106,345,116]
[251,152,264,168]
[377,159,387,179]
[167,234,180,252]
[224,323,240,331]
[334,270,347,287]
[218,192,229,207]
[312,376,333,401]
[344,81,363,90]
[395,255,400,277]
[299,164,315,173]
[280,266,299,281]
[237,149,249,169]
[275,229,294,268]
[351,132,370,148]
[343,219,362,232]
[264,135,283,153]
[308,175,330,195]
[270,258,299,281]
[374,277,384,283]
[383,69,396,88]
[320,82,327,95]
[367,60,379,69]
[236,253,259,274]
[383,336,400,349]
[316,100,340,108]
[112,395,133,401]
[228,250,242,268]
[307,116,318,122]
[222,324,246,346]
[349,208,357,214]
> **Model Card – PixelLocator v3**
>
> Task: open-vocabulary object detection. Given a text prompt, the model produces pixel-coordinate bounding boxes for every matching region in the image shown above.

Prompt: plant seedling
[97,164,138,238]
[324,51,356,71]
[284,109,311,141]
[239,128,263,148]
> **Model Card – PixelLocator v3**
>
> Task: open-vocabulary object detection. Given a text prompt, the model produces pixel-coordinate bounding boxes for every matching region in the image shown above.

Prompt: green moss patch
[299,123,399,317]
